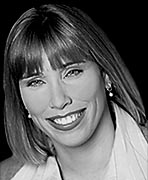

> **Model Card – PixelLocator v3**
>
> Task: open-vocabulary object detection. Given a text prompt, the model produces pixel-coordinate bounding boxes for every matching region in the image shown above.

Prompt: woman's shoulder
[0,155,24,180]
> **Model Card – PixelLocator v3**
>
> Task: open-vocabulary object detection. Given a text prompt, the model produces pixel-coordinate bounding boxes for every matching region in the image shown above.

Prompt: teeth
[67,116,72,123]
[54,113,81,125]
[54,119,62,124]
[71,114,76,121]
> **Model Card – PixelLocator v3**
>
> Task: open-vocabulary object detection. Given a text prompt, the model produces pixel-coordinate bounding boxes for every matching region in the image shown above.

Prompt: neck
[54,105,115,180]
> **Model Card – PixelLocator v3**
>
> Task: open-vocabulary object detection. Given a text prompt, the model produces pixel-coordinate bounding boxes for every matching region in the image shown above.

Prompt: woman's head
[3,4,146,164]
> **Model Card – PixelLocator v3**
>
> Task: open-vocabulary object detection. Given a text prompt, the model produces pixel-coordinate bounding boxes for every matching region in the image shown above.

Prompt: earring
[28,113,32,119]
[106,83,113,97]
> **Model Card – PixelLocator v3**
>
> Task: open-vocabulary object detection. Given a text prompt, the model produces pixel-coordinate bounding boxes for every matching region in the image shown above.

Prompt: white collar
[105,104,147,180]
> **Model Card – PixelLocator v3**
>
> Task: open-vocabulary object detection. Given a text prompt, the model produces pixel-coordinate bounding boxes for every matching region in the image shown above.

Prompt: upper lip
[46,108,86,121]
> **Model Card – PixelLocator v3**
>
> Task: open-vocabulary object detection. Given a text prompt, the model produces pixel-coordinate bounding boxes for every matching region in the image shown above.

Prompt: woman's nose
[49,83,72,110]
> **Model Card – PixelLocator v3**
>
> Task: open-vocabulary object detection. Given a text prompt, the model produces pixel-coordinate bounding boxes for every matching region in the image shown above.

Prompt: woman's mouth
[45,108,86,131]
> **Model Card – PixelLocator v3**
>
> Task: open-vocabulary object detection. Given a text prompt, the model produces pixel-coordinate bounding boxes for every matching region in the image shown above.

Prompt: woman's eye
[64,69,83,78]
[27,79,45,87]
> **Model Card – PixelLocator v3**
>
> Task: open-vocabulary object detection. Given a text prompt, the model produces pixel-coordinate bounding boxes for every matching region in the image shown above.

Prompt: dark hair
[3,4,147,164]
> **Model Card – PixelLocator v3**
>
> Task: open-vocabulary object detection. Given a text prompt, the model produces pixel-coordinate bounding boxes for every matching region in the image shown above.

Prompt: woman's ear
[104,73,114,97]
[104,74,112,88]
[102,73,111,88]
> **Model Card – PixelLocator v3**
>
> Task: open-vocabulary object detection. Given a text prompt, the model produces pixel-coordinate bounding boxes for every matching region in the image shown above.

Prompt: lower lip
[47,109,86,131]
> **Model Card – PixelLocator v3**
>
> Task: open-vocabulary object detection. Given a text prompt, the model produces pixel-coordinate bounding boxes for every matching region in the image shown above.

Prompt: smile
[46,108,86,131]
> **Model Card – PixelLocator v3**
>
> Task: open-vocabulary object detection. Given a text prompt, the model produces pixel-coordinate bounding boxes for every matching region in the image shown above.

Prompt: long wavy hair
[3,4,147,164]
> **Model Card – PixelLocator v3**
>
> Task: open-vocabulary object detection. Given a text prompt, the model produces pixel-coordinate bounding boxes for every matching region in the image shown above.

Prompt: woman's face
[19,52,109,148]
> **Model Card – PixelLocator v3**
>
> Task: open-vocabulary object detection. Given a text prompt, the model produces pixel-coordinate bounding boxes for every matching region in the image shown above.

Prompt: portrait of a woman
[0,3,147,180]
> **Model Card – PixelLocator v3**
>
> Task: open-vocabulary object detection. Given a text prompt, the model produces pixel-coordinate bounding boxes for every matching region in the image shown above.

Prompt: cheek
[20,88,50,115]
[68,71,105,102]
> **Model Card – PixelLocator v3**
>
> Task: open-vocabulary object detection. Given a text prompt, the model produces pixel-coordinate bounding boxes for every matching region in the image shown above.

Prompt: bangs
[9,31,90,81]
[44,39,90,70]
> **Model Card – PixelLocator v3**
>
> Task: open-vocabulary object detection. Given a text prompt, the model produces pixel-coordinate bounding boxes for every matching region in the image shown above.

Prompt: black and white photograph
[0,1,147,179]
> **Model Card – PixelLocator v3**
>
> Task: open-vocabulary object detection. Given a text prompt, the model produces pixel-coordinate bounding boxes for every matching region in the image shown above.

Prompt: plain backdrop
[0,0,147,162]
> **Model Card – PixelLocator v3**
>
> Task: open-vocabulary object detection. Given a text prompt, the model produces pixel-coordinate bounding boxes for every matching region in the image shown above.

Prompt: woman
[0,4,147,180]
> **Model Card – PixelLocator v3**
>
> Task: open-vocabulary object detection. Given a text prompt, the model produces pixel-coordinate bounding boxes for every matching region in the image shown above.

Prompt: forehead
[42,51,54,71]
[42,50,86,71]
[16,40,91,80]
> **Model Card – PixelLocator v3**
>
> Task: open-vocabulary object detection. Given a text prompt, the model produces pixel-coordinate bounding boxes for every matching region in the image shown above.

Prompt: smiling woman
[0,3,147,180]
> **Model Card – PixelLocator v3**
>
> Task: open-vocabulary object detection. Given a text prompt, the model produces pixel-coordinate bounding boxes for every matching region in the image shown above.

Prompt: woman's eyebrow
[21,72,44,80]
[63,61,85,68]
